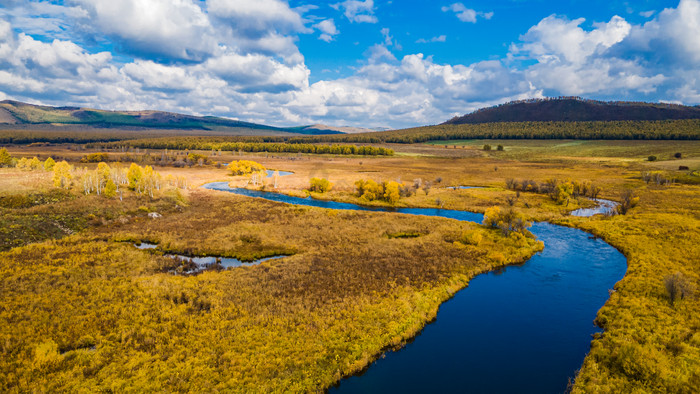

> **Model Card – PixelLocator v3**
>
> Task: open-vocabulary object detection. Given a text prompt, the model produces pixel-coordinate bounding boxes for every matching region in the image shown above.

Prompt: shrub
[483,206,531,236]
[43,157,56,171]
[616,190,639,215]
[81,152,110,163]
[647,155,657,162]
[497,145,504,151]
[309,177,332,193]
[483,144,492,151]
[461,231,483,246]
[104,179,117,198]
[664,272,695,304]
[229,160,266,175]
[0,148,14,167]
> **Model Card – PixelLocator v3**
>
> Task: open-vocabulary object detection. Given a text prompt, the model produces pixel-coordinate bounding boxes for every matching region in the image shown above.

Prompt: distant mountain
[0,100,342,135]
[295,124,377,134]
[444,97,700,125]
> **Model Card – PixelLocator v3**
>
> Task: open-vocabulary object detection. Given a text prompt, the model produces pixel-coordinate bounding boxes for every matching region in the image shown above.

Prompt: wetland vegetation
[1,128,699,392]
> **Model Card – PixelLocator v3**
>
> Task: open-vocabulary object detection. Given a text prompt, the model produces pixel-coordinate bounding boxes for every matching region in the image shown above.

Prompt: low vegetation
[0,167,542,392]
[228,160,266,176]
[308,177,332,193]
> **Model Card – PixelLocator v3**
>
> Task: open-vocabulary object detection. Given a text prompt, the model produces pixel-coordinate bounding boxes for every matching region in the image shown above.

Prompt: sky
[0,0,698,129]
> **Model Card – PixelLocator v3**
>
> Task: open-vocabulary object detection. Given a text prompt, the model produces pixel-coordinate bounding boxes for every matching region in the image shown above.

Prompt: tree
[664,272,695,305]
[16,157,28,170]
[309,177,332,193]
[229,160,266,175]
[104,179,117,198]
[0,148,14,167]
[127,163,143,191]
[383,181,401,204]
[28,157,42,170]
[43,157,56,171]
[422,181,432,195]
[483,206,531,236]
[52,161,73,189]
[554,182,574,205]
[616,190,639,215]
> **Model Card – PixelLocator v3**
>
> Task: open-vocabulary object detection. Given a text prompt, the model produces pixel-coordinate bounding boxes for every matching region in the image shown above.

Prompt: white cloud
[442,3,493,23]
[207,0,307,34]
[73,0,218,62]
[331,0,378,23]
[1,0,700,129]
[314,19,339,42]
[514,15,631,64]
[416,35,447,44]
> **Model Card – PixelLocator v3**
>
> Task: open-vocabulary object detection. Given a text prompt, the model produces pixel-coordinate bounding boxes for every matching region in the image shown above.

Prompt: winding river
[202,182,627,393]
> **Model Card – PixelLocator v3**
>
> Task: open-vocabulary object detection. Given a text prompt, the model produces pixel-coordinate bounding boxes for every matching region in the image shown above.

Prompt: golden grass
[0,167,542,392]
[1,138,699,391]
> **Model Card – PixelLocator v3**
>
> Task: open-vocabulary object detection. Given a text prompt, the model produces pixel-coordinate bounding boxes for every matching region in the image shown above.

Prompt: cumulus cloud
[314,19,339,42]
[1,0,700,129]
[331,0,378,23]
[73,0,218,62]
[442,3,493,23]
[208,0,307,34]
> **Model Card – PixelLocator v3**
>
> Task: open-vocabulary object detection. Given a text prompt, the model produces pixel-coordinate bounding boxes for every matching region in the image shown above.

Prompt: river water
[202,182,627,393]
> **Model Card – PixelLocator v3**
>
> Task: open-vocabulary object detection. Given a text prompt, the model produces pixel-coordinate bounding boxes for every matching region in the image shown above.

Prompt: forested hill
[444,98,700,124]
[0,100,341,135]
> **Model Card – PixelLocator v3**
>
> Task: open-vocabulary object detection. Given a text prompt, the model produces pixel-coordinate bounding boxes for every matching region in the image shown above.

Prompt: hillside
[445,97,700,124]
[0,100,340,136]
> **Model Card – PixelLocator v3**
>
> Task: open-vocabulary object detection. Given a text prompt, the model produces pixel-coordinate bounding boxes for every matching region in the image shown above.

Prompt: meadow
[0,137,699,392]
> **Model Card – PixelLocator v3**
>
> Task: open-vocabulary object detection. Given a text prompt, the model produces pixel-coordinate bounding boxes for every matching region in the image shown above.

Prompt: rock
[148,212,162,219]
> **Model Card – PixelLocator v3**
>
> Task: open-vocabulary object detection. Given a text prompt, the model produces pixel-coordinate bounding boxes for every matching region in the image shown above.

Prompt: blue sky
[0,0,696,128]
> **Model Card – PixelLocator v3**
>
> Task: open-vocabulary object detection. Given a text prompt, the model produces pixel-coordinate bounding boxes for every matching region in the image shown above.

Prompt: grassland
[1,138,699,391]
[0,163,542,392]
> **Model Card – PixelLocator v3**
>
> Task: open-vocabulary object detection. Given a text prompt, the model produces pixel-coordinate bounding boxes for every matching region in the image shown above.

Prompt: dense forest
[444,97,700,124]
[290,119,700,144]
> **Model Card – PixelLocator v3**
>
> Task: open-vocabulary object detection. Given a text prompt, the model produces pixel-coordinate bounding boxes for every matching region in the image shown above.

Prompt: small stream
[201,181,627,393]
[134,242,286,274]
[570,198,619,217]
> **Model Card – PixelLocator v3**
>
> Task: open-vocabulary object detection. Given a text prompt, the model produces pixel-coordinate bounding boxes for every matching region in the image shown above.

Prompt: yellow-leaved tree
[43,157,55,171]
[52,161,73,189]
[483,206,531,236]
[383,181,401,205]
[127,163,143,191]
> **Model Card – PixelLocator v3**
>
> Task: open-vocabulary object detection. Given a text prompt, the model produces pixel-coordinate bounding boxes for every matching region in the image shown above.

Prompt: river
[202,182,627,393]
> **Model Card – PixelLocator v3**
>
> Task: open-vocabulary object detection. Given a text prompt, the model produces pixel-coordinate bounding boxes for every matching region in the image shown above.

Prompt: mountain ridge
[0,100,343,135]
[443,97,700,125]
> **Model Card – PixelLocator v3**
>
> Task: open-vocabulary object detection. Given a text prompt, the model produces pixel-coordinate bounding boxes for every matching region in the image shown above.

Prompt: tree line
[95,137,394,156]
